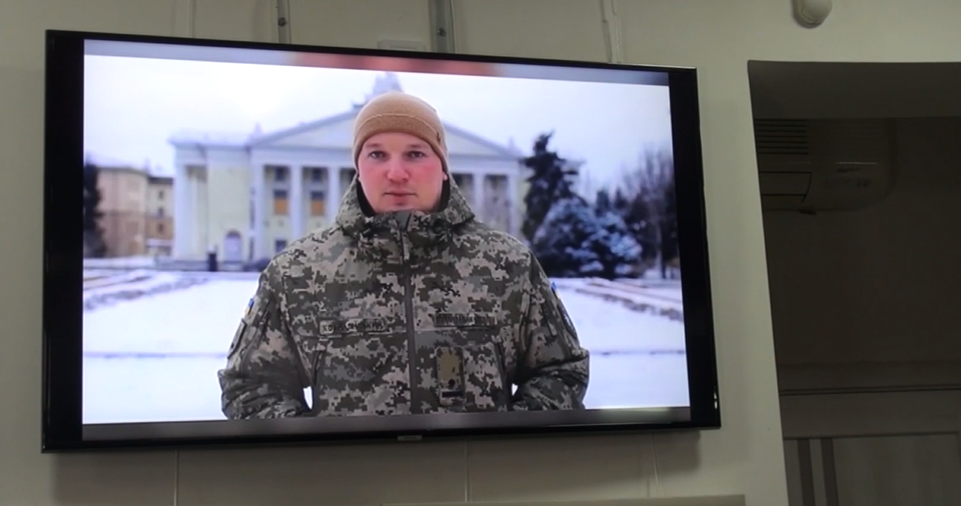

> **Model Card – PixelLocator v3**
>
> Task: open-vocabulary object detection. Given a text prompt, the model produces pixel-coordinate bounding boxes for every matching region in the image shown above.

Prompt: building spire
[354,72,404,108]
[368,72,403,99]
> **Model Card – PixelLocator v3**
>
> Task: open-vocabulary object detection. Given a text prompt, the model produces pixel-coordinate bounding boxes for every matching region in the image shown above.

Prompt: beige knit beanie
[352,91,449,173]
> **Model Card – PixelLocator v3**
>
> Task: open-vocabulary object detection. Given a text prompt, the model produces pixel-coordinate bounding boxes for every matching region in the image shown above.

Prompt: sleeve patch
[550,281,577,335]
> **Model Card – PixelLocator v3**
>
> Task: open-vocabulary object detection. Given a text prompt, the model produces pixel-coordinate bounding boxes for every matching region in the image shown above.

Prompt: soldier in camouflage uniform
[218,91,590,419]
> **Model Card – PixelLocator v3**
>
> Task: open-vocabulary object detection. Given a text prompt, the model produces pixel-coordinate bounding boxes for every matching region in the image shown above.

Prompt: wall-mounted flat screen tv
[42,29,720,451]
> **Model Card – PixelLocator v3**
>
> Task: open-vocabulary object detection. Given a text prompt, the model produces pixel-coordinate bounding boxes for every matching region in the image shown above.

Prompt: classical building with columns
[168,73,531,263]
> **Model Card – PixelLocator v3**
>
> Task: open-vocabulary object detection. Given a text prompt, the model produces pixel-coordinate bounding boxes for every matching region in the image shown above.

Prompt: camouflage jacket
[218,178,590,419]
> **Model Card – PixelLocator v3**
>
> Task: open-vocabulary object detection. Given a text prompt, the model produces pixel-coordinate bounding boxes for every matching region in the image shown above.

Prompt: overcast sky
[83,55,674,193]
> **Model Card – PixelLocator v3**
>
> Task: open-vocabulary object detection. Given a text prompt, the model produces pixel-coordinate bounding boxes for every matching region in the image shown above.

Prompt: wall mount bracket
[428,0,456,53]
[274,0,291,44]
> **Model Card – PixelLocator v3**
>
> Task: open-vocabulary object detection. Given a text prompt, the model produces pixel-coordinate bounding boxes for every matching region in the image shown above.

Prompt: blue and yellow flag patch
[244,296,254,317]
[551,281,561,299]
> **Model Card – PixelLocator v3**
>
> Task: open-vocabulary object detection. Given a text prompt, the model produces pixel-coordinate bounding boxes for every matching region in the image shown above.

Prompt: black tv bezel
[42,29,720,452]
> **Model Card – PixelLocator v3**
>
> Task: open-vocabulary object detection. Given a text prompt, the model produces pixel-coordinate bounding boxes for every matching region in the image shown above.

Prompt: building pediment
[248,110,358,151]
[248,108,524,160]
[168,73,527,164]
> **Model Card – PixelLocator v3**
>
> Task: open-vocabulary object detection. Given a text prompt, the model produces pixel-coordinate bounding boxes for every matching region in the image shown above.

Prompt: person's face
[356,132,447,214]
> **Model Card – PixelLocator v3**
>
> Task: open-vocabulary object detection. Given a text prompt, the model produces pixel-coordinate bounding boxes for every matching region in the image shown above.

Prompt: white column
[328,167,341,218]
[289,165,304,240]
[192,171,205,258]
[506,172,518,237]
[173,162,192,259]
[474,171,487,219]
[252,164,267,259]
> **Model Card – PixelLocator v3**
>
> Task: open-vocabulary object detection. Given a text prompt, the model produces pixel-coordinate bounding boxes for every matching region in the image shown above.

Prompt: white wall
[1,0,959,505]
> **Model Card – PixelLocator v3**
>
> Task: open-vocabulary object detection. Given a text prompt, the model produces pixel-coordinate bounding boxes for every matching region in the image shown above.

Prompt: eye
[407,150,427,159]
[367,150,385,159]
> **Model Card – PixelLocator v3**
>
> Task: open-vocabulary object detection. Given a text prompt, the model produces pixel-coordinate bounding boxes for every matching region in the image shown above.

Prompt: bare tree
[616,147,676,278]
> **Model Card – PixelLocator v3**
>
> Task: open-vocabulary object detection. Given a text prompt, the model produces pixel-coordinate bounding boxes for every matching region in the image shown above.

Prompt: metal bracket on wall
[274,0,291,44]
[599,0,623,64]
[428,0,456,53]
[172,0,196,38]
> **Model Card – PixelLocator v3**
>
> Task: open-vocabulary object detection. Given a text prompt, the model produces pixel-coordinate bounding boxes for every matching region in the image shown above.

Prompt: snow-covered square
[81,269,690,425]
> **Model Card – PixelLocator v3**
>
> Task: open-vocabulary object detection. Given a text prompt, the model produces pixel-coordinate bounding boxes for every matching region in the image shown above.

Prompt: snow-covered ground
[82,270,689,424]
[83,255,159,269]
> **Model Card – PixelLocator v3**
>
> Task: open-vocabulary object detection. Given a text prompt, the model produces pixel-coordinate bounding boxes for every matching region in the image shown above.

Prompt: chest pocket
[428,312,510,412]
[302,316,408,416]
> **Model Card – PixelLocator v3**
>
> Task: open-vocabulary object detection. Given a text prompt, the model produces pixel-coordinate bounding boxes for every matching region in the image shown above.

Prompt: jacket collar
[335,175,475,249]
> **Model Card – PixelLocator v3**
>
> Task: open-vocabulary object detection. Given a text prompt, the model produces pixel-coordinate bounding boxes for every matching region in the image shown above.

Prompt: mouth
[385,191,414,197]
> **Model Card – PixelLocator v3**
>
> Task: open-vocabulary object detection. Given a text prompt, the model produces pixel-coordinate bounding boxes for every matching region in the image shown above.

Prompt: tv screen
[42,29,719,451]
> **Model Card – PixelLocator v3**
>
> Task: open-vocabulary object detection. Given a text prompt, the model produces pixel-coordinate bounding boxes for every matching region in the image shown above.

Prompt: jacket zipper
[494,339,510,407]
[399,220,419,414]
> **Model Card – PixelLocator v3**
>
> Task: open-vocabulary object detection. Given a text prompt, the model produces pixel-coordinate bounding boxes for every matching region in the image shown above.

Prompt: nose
[385,159,409,182]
